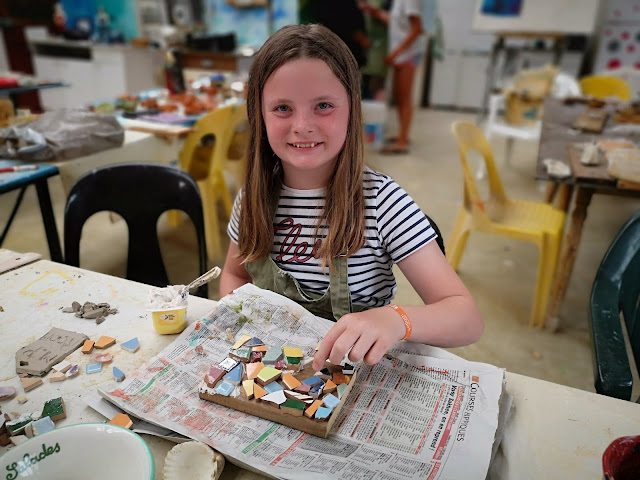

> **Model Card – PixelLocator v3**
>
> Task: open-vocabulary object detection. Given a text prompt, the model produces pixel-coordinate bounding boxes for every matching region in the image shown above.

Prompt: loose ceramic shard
[223,364,243,385]
[120,337,140,353]
[342,363,355,375]
[52,360,72,373]
[6,415,32,435]
[205,366,226,388]
[231,334,252,350]
[304,399,323,418]
[309,382,325,398]
[256,366,281,386]
[251,345,267,352]
[322,394,340,409]
[112,366,126,382]
[332,372,347,385]
[253,383,267,400]
[17,396,27,404]
[21,377,43,392]
[314,406,332,421]
[48,372,66,383]
[86,362,102,374]
[301,376,322,387]
[242,380,254,399]
[244,337,265,347]
[274,359,288,370]
[261,390,287,406]
[31,416,55,436]
[323,379,337,394]
[283,346,303,358]
[246,362,264,380]
[81,339,95,354]
[286,356,301,366]
[0,386,16,399]
[294,384,311,394]
[95,335,116,349]
[91,353,113,363]
[263,382,284,394]
[336,383,349,399]
[65,365,79,378]
[229,348,251,363]
[281,399,305,416]
[263,347,283,364]
[218,357,239,372]
[282,373,301,390]
[41,397,66,422]
[250,351,263,363]
[213,381,235,396]
[109,413,133,429]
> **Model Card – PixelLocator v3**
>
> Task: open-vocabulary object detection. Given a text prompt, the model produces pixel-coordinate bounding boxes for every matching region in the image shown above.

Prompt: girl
[220,24,483,372]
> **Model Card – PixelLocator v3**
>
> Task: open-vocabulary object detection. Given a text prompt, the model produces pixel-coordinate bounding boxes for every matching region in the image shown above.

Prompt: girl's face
[262,58,350,190]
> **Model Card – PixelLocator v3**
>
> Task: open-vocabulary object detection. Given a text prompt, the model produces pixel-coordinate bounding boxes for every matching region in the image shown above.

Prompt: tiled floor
[3,108,639,393]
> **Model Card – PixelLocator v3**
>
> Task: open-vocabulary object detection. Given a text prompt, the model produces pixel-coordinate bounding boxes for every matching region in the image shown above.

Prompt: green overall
[245,192,369,322]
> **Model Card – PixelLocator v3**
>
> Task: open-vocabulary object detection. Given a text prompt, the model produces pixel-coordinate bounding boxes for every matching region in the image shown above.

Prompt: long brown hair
[237,24,365,269]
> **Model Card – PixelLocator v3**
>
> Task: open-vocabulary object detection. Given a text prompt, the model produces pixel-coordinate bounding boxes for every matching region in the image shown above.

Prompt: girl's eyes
[317,102,331,110]
[275,105,291,112]
[272,102,333,112]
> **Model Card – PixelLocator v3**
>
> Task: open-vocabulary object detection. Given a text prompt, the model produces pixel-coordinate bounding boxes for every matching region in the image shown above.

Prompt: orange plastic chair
[579,75,632,101]
[174,102,248,259]
[448,121,566,328]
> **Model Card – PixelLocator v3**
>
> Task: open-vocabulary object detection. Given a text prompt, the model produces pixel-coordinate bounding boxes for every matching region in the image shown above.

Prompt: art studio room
[1,0,640,478]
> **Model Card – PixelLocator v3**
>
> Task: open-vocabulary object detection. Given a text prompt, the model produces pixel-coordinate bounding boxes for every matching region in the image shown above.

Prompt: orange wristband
[387,304,412,340]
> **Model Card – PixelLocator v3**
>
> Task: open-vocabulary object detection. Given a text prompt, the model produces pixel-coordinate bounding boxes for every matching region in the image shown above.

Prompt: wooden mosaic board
[573,107,609,133]
[199,361,356,438]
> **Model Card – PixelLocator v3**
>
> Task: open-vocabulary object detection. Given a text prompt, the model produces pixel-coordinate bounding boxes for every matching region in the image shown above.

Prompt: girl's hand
[312,307,406,371]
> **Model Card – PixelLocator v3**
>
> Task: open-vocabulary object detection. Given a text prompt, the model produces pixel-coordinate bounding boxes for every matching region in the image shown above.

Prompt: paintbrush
[180,266,221,298]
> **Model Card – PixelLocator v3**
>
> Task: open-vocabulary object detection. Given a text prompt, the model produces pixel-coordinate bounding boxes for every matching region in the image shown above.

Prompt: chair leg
[530,232,561,328]
[446,209,471,270]
[505,137,514,165]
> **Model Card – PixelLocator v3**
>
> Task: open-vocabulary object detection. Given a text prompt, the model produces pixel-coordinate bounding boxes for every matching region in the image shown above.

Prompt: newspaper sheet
[98,284,504,480]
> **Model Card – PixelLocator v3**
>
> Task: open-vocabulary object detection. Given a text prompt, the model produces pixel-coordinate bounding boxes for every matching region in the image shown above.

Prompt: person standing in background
[360,0,427,155]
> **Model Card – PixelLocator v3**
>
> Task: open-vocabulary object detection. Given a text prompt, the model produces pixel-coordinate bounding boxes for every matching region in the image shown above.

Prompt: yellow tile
[282,346,303,358]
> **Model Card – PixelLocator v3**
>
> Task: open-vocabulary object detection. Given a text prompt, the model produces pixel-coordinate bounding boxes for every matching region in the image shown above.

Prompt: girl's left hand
[312,308,406,371]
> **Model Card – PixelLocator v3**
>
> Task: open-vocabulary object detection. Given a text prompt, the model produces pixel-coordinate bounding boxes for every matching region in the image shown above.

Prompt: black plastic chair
[64,163,209,298]
[590,209,640,401]
[426,215,446,257]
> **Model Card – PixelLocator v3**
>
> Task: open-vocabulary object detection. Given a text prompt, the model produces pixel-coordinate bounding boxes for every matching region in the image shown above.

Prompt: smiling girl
[220,24,483,371]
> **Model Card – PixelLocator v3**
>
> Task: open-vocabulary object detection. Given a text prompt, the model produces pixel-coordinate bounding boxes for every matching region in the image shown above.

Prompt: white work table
[1,258,639,479]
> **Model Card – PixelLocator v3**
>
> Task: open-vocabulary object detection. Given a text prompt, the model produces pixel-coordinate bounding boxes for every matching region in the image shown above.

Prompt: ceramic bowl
[0,423,154,479]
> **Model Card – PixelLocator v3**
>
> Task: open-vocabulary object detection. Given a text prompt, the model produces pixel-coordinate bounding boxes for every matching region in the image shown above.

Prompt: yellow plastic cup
[148,307,187,334]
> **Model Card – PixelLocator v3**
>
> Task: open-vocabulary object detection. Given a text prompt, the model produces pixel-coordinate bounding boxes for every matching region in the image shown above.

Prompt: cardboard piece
[0,250,41,275]
[573,107,609,133]
[15,328,89,376]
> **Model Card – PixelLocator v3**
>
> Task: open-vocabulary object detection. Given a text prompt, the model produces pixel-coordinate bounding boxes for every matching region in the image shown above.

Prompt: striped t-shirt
[227,167,437,308]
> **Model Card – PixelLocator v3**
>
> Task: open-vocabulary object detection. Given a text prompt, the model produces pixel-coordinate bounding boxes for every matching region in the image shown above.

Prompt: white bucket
[361,100,387,150]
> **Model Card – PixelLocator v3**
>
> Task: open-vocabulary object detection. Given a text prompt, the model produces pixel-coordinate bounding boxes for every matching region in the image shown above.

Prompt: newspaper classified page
[99,284,503,479]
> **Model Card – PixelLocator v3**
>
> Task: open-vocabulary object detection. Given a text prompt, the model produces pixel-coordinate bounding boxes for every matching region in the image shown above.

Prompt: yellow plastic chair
[447,122,566,328]
[579,75,632,100]
[173,103,247,259]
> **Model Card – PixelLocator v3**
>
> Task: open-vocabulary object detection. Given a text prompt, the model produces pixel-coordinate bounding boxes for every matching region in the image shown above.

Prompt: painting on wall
[480,0,523,17]
[205,0,297,47]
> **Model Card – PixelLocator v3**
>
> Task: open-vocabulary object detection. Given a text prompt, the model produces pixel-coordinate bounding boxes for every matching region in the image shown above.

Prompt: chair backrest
[579,75,632,101]
[590,209,640,400]
[180,103,247,182]
[64,163,209,297]
[451,122,507,222]
[426,215,445,256]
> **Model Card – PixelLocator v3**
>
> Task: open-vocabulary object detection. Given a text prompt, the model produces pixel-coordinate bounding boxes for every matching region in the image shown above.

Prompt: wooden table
[3,256,640,479]
[536,98,640,330]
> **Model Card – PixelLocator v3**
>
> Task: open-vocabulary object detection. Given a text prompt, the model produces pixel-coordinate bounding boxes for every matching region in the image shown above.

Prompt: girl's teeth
[292,143,317,148]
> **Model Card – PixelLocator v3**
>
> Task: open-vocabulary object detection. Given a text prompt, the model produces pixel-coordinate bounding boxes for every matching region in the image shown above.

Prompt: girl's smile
[262,58,350,190]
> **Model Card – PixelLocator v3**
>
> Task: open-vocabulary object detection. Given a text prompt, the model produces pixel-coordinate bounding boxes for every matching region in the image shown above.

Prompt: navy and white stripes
[228,167,436,307]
